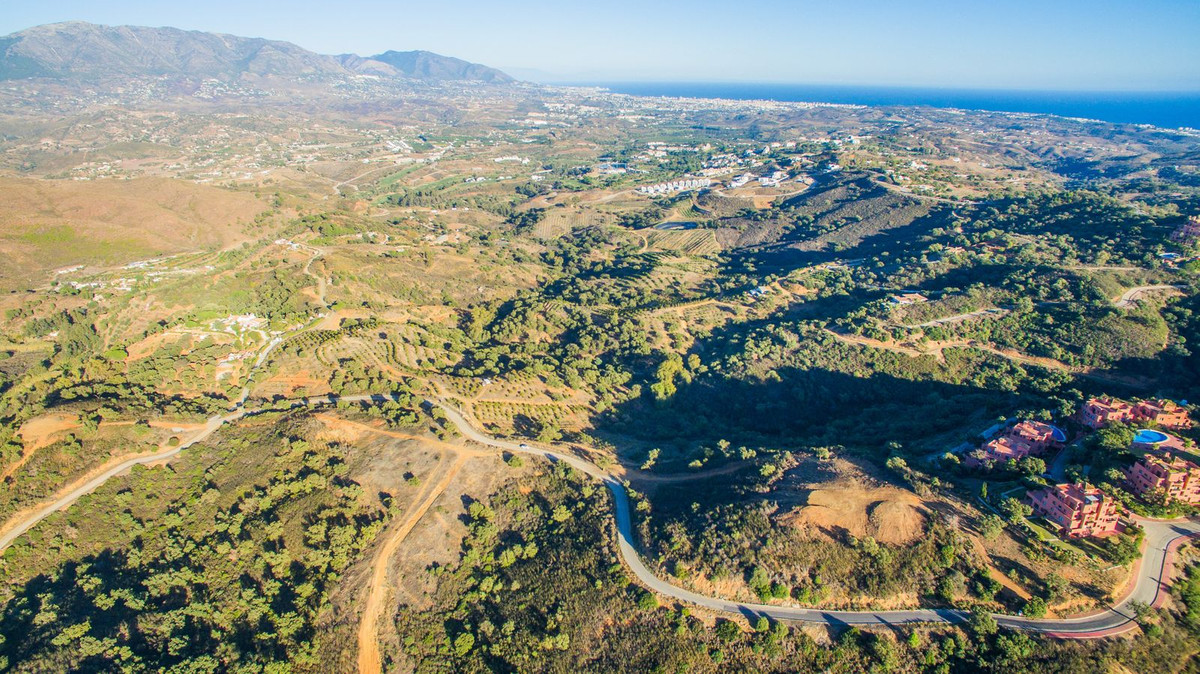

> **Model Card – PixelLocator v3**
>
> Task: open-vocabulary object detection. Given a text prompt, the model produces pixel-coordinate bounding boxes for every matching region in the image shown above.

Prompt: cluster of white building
[596,162,629,175]
[728,173,756,189]
[636,177,712,196]
[727,170,791,189]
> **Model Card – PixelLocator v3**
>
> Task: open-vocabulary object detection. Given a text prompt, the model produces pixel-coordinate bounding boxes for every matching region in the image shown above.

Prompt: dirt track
[357,453,467,674]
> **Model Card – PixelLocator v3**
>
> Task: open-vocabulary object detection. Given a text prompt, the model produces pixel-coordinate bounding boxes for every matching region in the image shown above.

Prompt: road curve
[0,412,239,550]
[433,401,1200,636]
[1113,284,1185,308]
[3,393,1198,638]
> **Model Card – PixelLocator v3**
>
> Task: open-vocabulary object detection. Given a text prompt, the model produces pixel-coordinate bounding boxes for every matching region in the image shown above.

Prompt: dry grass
[0,177,268,288]
[778,480,929,545]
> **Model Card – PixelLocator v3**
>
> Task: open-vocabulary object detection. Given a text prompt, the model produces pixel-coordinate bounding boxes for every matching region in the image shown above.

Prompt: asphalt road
[1113,284,1186,308]
[3,393,1198,638]
[0,412,237,550]
[435,401,1200,635]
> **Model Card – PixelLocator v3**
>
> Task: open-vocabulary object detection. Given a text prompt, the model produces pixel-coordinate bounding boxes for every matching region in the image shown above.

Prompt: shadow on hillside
[592,365,1020,470]
[724,201,957,274]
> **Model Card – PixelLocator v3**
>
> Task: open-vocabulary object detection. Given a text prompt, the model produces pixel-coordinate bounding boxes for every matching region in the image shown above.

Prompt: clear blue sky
[3,0,1199,90]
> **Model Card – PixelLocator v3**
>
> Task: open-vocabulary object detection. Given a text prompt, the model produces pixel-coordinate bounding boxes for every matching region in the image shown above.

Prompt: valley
[0,19,1199,674]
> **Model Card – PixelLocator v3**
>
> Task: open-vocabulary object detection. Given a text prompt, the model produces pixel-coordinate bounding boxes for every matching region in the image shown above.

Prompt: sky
[3,0,1199,91]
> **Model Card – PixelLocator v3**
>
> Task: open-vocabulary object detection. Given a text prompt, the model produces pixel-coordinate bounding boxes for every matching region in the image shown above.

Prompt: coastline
[566,81,1200,129]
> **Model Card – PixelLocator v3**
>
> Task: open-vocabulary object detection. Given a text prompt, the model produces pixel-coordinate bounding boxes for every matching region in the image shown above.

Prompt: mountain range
[0,21,514,84]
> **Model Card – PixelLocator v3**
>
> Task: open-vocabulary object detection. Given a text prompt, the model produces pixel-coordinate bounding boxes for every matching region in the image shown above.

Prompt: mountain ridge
[0,21,514,84]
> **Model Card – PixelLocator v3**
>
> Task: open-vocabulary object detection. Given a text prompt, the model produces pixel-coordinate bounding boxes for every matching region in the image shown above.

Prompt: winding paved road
[1113,284,1185,309]
[3,393,1198,638]
[435,402,1200,636]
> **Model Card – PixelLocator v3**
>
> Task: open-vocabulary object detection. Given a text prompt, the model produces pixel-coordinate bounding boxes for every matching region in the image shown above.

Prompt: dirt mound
[779,481,927,545]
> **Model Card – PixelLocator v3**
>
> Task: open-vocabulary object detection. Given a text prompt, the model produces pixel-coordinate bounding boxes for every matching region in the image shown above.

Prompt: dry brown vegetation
[0,176,269,287]
[779,480,929,545]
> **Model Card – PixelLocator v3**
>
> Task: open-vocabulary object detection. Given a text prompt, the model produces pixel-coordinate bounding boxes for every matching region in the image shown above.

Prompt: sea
[587,82,1200,130]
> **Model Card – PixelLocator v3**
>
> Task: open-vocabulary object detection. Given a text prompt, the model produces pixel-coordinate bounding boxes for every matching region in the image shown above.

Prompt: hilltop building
[1135,399,1192,429]
[1079,397,1191,430]
[1027,483,1121,538]
[966,420,1065,467]
[1080,397,1136,429]
[1125,454,1200,505]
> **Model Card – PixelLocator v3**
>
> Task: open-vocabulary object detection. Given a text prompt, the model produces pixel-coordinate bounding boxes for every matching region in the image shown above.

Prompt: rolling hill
[0,21,513,84]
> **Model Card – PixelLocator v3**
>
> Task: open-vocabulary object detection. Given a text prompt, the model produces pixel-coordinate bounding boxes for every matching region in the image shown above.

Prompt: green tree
[979,514,1005,540]
[1023,597,1047,618]
[453,632,475,656]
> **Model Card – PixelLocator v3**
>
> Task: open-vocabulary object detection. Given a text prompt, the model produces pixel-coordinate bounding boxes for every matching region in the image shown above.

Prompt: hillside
[366,50,513,83]
[712,173,932,259]
[0,176,268,288]
[0,21,513,84]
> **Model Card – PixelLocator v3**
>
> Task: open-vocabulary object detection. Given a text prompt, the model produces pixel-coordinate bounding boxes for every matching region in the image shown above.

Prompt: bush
[637,591,658,610]
[715,619,741,642]
[1023,596,1047,618]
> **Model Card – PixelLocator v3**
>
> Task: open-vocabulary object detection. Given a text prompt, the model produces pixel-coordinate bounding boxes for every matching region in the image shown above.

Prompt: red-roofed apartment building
[1080,397,1192,430]
[1028,483,1121,538]
[970,436,1034,466]
[1079,398,1137,429]
[1134,399,1192,430]
[967,420,1064,467]
[1006,421,1063,452]
[1171,215,1200,244]
[1125,454,1200,505]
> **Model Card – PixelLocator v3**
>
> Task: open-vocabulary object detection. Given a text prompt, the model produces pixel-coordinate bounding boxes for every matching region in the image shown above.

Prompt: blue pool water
[1049,426,1067,443]
[1135,429,1170,444]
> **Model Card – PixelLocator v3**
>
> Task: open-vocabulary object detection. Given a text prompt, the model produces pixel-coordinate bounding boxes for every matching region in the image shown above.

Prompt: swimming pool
[1134,429,1170,444]
[1050,426,1067,443]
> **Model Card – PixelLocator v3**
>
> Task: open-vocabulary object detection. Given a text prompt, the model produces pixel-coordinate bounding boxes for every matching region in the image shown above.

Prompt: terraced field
[532,208,607,239]
[314,325,458,374]
[471,399,592,434]
[475,371,589,406]
[644,228,722,255]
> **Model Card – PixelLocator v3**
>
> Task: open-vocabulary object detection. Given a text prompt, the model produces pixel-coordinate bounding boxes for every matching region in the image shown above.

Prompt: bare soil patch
[777,477,929,545]
[16,413,79,453]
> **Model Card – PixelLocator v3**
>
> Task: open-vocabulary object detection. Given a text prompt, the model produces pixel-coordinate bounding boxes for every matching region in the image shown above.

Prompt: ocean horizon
[579,82,1200,130]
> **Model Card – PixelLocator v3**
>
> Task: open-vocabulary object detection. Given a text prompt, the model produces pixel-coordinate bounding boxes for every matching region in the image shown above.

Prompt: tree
[1000,497,1032,523]
[551,505,571,522]
[979,514,1005,540]
[1043,573,1067,600]
[715,620,741,642]
[637,591,658,610]
[1018,456,1046,476]
[970,611,998,636]
[748,566,771,597]
[1022,596,1047,618]
[453,632,475,657]
[641,448,660,470]
[1093,425,1135,454]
